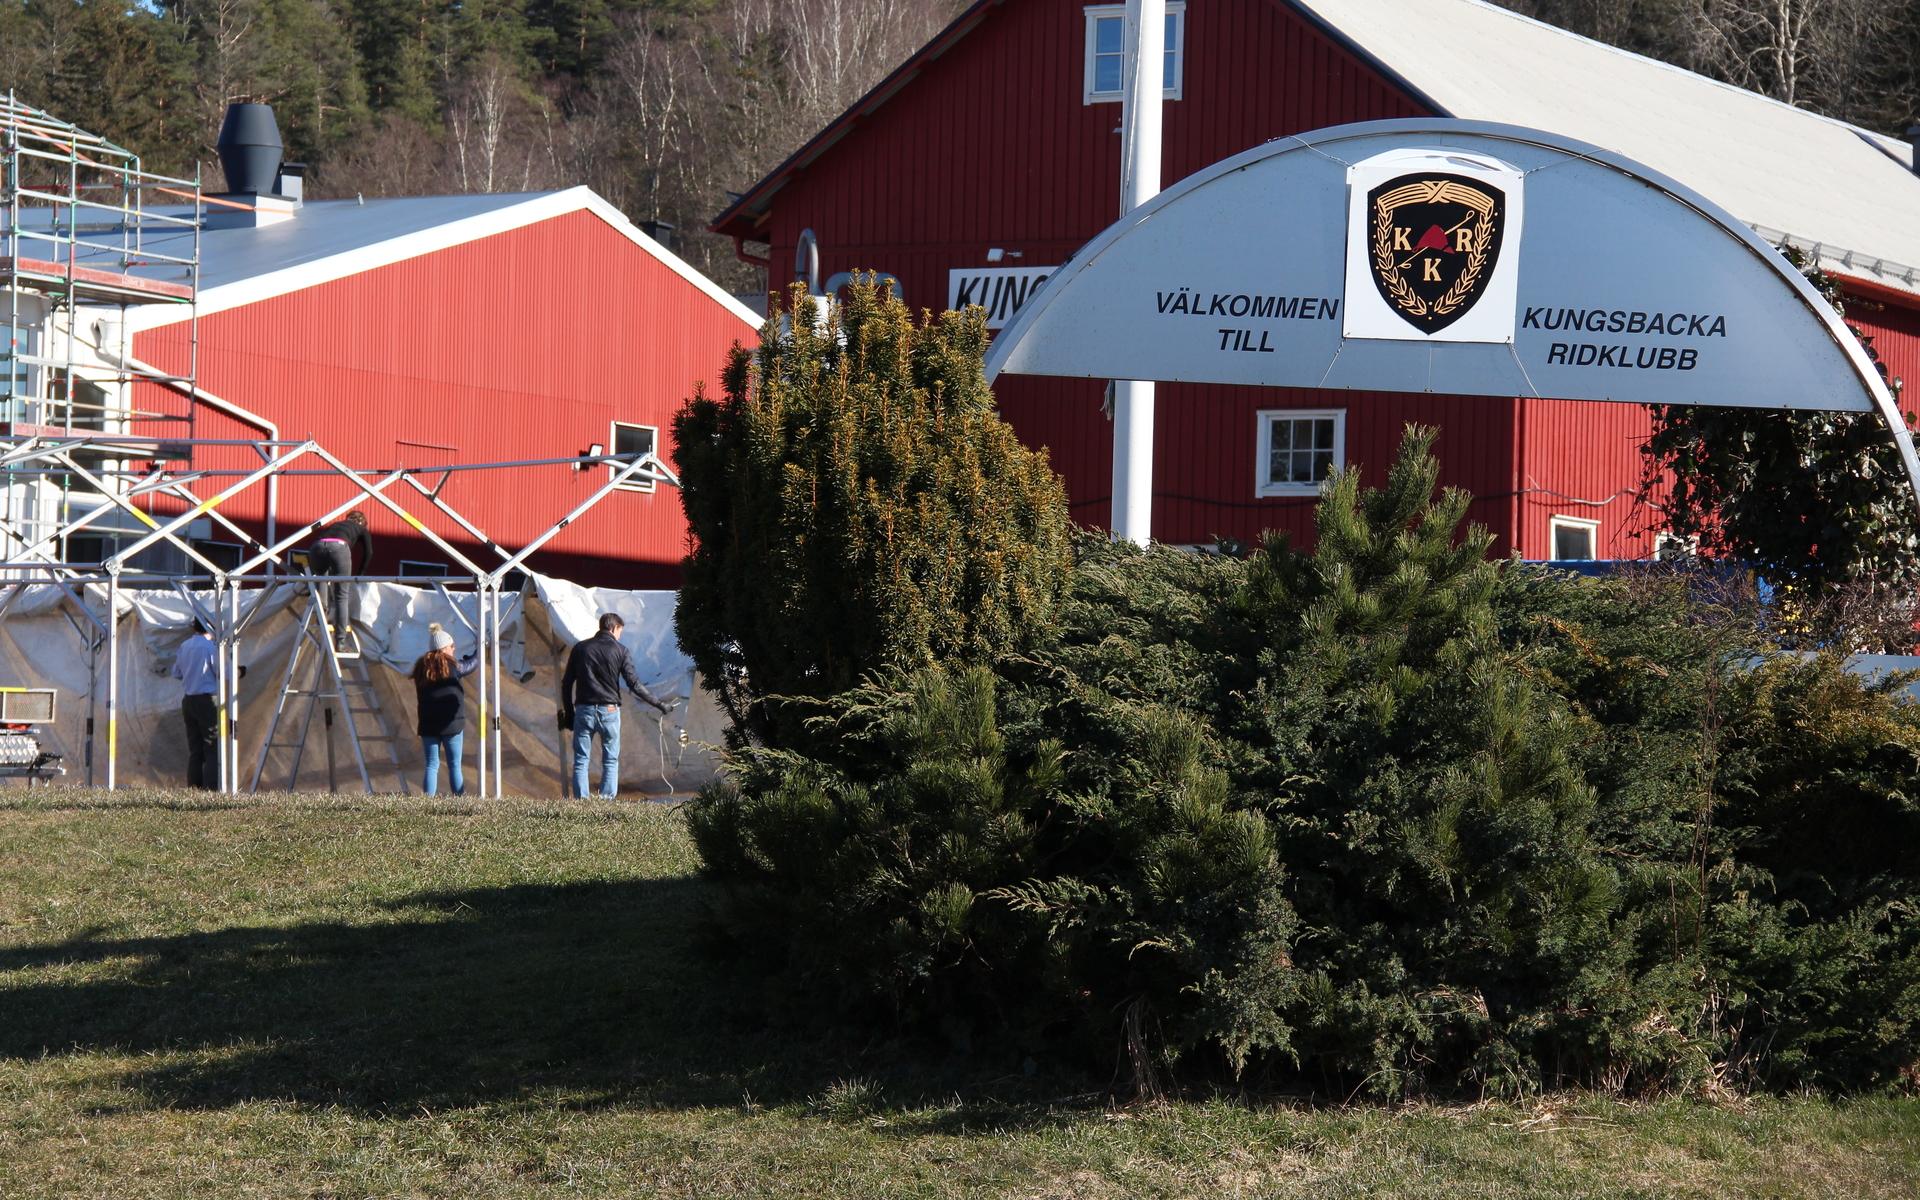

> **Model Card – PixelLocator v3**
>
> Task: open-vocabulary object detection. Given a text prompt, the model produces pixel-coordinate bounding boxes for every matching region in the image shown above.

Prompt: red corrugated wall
[1512,399,1664,561]
[737,0,1920,559]
[1849,285,1920,408]
[1510,286,1920,562]
[132,209,755,586]
[744,0,1550,550]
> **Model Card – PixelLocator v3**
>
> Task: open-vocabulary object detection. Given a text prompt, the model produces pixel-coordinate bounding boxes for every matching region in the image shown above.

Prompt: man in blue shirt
[173,619,221,789]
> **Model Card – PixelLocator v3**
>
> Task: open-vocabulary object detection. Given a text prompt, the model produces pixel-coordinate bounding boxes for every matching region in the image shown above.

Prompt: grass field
[1,789,1915,1199]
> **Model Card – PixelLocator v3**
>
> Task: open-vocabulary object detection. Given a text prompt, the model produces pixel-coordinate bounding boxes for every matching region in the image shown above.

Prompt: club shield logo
[1366,172,1505,334]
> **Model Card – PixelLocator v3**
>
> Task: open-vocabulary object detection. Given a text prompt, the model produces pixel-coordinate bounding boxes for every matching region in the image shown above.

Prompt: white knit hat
[428,622,454,652]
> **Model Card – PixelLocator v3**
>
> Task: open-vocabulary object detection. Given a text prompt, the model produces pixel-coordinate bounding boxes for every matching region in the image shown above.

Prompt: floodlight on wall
[575,442,605,471]
[986,248,1023,263]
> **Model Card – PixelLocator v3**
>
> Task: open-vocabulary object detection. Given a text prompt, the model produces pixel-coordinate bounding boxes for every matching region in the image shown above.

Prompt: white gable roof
[1295,0,1920,296]
[125,186,762,331]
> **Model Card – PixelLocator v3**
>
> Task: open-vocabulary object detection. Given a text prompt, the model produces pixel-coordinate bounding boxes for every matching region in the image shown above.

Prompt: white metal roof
[1295,0,1920,295]
[91,186,762,331]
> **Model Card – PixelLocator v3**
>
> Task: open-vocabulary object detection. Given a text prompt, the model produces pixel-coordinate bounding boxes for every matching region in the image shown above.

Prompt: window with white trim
[3,322,36,422]
[1257,409,1344,496]
[610,421,658,493]
[1653,531,1698,561]
[1550,515,1600,561]
[1084,3,1185,103]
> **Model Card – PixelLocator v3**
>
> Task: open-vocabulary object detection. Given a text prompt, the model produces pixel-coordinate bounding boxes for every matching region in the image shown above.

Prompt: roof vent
[276,162,306,205]
[217,103,283,196]
[638,219,676,253]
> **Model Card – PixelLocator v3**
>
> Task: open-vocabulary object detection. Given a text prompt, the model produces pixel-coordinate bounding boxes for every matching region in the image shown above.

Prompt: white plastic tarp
[0,574,724,796]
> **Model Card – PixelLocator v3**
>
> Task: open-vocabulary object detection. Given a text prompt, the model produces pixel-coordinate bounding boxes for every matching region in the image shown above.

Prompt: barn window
[193,540,243,572]
[1084,4,1184,104]
[1257,409,1344,496]
[398,560,449,577]
[1654,531,1698,561]
[609,421,658,493]
[1550,516,1600,561]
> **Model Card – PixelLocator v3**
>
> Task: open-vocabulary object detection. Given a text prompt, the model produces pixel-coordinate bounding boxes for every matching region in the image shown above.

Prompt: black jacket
[313,518,372,568]
[414,655,478,737]
[562,632,664,711]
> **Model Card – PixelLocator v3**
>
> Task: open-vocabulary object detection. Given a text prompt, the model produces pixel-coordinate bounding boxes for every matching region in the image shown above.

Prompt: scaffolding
[2,92,203,573]
[0,430,680,798]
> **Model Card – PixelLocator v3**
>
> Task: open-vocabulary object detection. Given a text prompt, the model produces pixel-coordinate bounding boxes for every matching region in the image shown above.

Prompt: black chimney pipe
[217,103,283,196]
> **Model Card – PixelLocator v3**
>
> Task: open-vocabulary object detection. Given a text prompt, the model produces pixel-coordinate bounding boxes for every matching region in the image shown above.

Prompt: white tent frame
[0,431,679,797]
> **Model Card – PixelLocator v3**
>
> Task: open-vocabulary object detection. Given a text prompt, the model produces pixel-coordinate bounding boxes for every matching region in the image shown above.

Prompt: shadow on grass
[0,877,976,1114]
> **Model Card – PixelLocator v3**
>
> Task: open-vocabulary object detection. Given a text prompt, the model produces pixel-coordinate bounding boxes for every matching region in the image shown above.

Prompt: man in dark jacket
[560,612,671,799]
[309,510,370,652]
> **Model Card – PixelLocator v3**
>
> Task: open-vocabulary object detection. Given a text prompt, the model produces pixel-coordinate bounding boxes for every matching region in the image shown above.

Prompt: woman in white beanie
[410,622,478,796]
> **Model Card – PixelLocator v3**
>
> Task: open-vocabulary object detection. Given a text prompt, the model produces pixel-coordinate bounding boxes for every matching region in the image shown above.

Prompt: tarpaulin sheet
[0,574,724,797]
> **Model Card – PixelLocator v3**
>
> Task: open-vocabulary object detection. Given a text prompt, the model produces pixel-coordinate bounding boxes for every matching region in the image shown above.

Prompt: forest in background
[1,0,1914,291]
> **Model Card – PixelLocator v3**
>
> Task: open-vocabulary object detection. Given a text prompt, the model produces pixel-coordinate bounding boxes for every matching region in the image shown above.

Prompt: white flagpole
[1111,0,1165,546]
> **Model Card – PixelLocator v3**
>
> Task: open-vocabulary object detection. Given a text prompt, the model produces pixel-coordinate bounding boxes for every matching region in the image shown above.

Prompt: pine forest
[1,0,1914,291]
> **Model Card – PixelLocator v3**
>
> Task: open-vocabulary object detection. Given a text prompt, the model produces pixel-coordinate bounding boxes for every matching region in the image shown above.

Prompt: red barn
[116,185,761,587]
[712,0,1920,560]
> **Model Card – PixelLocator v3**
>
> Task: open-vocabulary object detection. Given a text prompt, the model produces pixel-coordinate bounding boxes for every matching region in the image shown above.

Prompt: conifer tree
[672,279,1074,746]
[1233,427,1625,1095]
[691,423,1920,1097]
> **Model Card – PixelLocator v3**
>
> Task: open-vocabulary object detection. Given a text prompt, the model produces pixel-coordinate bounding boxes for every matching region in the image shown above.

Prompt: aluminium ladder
[250,580,409,794]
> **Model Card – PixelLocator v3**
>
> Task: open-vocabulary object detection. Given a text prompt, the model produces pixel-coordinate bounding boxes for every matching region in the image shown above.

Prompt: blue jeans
[571,704,621,799]
[422,731,464,796]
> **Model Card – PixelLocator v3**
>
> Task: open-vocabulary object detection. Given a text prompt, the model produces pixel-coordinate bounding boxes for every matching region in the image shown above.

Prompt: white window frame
[1083,3,1185,105]
[3,319,40,423]
[1549,515,1601,561]
[1256,409,1345,497]
[609,421,658,493]
[1653,531,1699,561]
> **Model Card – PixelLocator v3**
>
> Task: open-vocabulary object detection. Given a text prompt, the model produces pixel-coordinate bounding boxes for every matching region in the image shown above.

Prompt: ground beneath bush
[0,789,1913,1199]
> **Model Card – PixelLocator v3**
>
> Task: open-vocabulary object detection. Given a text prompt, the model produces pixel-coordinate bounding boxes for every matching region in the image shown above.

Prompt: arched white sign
[985,119,1920,517]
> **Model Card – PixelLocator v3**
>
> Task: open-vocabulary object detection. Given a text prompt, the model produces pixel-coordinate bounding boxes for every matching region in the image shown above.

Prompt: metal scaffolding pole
[473,576,489,800]
[103,567,117,789]
[224,579,240,794]
[490,585,506,796]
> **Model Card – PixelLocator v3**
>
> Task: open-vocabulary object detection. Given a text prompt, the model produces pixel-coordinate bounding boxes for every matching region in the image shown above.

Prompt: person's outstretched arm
[619,647,670,713]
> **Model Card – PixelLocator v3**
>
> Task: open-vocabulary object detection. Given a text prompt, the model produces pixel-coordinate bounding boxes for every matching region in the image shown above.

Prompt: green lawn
[1,790,1914,1199]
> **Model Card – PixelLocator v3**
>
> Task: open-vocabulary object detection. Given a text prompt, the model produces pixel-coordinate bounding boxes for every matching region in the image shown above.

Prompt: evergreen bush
[672,279,1073,747]
[686,416,1920,1097]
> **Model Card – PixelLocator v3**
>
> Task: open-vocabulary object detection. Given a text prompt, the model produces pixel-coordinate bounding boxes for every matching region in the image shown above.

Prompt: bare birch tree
[1658,0,1896,111]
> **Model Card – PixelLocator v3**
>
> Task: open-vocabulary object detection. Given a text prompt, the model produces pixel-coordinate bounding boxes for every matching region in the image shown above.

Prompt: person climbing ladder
[308,510,371,653]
